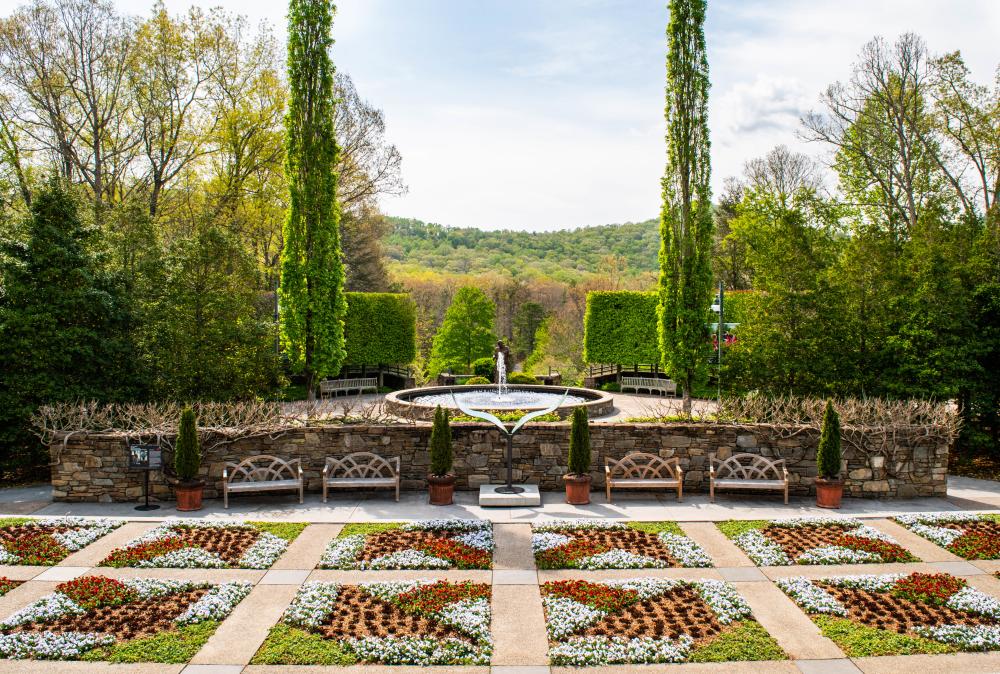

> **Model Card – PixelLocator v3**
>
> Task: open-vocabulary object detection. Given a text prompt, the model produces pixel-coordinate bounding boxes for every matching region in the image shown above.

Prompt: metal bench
[710,453,789,504]
[223,455,303,508]
[323,452,400,502]
[320,377,378,398]
[620,376,677,396]
[605,451,683,502]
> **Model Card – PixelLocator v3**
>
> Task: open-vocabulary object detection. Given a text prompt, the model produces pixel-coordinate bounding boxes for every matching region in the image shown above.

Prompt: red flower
[416,538,492,570]
[948,532,1000,560]
[5,532,69,565]
[395,580,490,614]
[836,535,917,563]
[536,538,611,569]
[892,572,966,605]
[57,576,138,610]
[101,536,191,567]
[0,577,20,596]
[543,580,639,613]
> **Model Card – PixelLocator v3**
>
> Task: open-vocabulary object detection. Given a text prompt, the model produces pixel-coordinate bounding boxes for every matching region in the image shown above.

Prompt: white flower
[575,549,668,569]
[0,592,84,628]
[121,577,193,599]
[453,528,494,551]
[346,636,490,665]
[542,595,606,640]
[0,631,114,659]
[603,577,681,600]
[358,580,429,602]
[659,532,713,568]
[734,529,790,566]
[237,532,289,569]
[360,550,451,570]
[825,574,904,592]
[795,546,882,565]
[437,597,492,643]
[0,548,20,564]
[913,624,1000,650]
[693,580,752,624]
[283,582,340,628]
[139,546,227,569]
[947,586,1000,619]
[532,532,571,553]
[549,635,694,666]
[174,581,252,625]
[402,519,491,533]
[533,519,625,532]
[909,523,964,547]
[895,512,979,526]
[776,576,847,615]
[770,516,864,529]
[318,534,365,569]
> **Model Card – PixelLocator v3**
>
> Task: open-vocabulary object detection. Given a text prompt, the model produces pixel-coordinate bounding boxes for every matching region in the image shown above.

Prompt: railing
[586,363,668,378]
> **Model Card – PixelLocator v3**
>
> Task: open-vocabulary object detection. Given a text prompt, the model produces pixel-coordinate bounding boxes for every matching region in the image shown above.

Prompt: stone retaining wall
[50,422,949,502]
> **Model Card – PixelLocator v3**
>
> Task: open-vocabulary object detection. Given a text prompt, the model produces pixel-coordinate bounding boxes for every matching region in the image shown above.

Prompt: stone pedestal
[479,484,541,507]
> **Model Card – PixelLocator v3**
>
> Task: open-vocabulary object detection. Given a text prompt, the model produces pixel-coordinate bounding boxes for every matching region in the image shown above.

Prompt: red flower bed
[543,580,640,613]
[57,576,138,610]
[837,535,916,563]
[892,573,966,605]
[395,580,490,614]
[0,577,20,596]
[102,536,191,567]
[5,532,69,565]
[536,538,611,569]
[948,531,1000,560]
[416,538,492,570]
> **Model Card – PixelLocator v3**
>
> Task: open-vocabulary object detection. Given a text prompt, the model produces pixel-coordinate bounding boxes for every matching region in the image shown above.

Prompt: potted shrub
[173,407,204,511]
[428,405,456,505]
[563,406,592,505]
[815,400,843,509]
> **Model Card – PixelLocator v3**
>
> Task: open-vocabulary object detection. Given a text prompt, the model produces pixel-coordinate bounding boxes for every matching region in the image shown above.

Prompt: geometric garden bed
[778,572,1000,655]
[1,517,125,566]
[532,520,712,569]
[894,512,1000,560]
[319,519,493,570]
[719,517,918,565]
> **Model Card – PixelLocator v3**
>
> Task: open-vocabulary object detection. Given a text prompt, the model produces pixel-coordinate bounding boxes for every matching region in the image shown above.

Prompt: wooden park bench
[605,451,683,502]
[710,453,789,504]
[223,455,304,508]
[620,377,678,396]
[320,377,378,398]
[323,452,400,502]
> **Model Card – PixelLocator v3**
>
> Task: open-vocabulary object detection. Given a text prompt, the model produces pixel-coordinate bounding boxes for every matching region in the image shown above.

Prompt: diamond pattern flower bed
[894,513,1000,560]
[0,575,251,661]
[99,519,305,569]
[540,577,784,665]
[0,579,20,597]
[532,520,711,569]
[778,572,1000,655]
[251,580,492,665]
[319,519,493,570]
[718,517,918,566]
[0,517,124,566]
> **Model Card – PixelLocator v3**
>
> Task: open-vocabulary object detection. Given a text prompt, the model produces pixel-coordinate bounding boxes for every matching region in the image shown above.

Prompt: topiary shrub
[472,357,494,378]
[465,376,490,385]
[507,372,538,385]
[817,400,841,480]
[567,406,591,476]
[429,405,453,477]
[174,407,202,484]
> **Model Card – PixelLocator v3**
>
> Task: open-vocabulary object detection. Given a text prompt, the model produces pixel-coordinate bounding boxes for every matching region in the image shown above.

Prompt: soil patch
[316,585,469,642]
[0,524,65,544]
[763,524,852,558]
[357,530,454,563]
[560,529,678,565]
[579,585,723,644]
[940,520,1000,536]
[820,584,994,634]
[172,527,261,565]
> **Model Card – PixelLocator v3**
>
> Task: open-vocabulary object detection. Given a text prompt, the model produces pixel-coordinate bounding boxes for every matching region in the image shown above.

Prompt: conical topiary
[816,400,841,480]
[429,405,453,476]
[567,406,591,476]
[174,407,202,484]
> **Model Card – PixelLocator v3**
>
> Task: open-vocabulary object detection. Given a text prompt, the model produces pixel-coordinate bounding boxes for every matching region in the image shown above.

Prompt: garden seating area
[4,513,1000,671]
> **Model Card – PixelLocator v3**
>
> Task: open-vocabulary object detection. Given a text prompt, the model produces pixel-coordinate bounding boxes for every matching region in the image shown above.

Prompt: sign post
[128,444,162,511]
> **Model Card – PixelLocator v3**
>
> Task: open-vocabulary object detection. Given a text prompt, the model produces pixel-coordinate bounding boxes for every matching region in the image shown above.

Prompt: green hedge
[344,292,417,365]
[583,291,660,364]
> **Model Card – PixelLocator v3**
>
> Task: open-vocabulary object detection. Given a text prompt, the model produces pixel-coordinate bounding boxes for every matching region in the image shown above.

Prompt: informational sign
[128,444,162,470]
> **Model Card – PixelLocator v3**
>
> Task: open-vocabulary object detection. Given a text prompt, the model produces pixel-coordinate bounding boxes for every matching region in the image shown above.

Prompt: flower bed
[252,580,492,665]
[778,571,1000,655]
[0,579,20,597]
[531,520,711,569]
[894,513,1000,560]
[718,517,917,566]
[319,519,493,570]
[0,517,124,566]
[539,577,784,665]
[0,575,251,661]
[100,519,305,569]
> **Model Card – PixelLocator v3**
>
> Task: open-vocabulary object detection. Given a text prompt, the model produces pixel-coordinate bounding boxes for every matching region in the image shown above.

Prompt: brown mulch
[316,585,469,642]
[562,529,678,565]
[171,526,261,565]
[820,584,996,634]
[937,520,1000,536]
[4,588,208,642]
[356,530,453,563]
[580,586,723,644]
[763,524,852,558]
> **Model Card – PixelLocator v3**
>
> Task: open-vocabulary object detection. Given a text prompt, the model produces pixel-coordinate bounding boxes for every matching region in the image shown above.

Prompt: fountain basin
[385,384,614,421]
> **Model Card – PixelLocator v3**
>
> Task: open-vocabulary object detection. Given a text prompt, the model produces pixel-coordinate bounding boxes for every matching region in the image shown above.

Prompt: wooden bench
[710,453,789,504]
[223,455,303,508]
[605,451,683,502]
[320,377,378,398]
[323,452,400,502]
[620,377,677,396]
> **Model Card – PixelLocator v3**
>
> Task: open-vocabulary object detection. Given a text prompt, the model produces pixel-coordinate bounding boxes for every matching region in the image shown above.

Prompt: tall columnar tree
[279,0,347,399]
[657,0,714,415]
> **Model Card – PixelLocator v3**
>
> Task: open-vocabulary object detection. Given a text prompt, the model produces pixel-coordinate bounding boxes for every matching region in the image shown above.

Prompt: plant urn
[175,481,204,512]
[564,474,592,505]
[428,474,456,506]
[815,477,843,509]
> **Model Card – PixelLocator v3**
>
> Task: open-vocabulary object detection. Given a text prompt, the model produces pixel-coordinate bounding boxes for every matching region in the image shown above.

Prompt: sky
[2,0,998,231]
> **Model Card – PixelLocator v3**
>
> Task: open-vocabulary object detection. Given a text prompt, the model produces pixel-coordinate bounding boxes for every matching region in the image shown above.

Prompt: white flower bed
[659,532,713,567]
[604,577,681,599]
[121,577,191,598]
[318,520,493,570]
[403,518,491,534]
[0,517,125,564]
[531,532,570,553]
[138,546,227,569]
[346,636,488,665]
[319,534,366,569]
[108,519,289,569]
[693,580,752,624]
[236,531,289,568]
[895,513,983,548]
[734,529,791,566]
[533,519,625,532]
[908,523,963,547]
[284,582,340,628]
[824,574,904,592]
[0,548,19,565]
[775,577,847,615]
[550,635,694,666]
[913,624,1000,650]
[0,631,115,659]
[769,516,863,529]
[358,580,426,602]
[947,586,1000,619]
[361,549,452,570]
[437,598,491,642]
[575,549,668,569]
[531,522,711,568]
[0,592,84,628]
[542,595,606,640]
[796,546,882,565]
[731,518,907,565]
[175,581,252,625]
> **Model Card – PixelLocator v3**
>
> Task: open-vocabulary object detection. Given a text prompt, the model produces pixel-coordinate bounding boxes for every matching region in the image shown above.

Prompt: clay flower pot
[564,474,592,505]
[815,477,843,509]
[428,474,456,506]
[174,481,204,512]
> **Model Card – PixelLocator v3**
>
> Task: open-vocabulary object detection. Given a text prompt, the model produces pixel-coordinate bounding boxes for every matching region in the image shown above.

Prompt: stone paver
[762,562,940,580]
[493,523,535,569]
[307,569,491,583]
[796,660,862,674]
[0,580,57,619]
[866,518,965,562]
[552,663,799,673]
[735,581,845,660]
[929,560,984,576]
[537,567,724,581]
[59,520,160,567]
[181,666,242,674]
[190,584,298,665]
[492,667,550,674]
[963,572,1000,598]
[0,664,183,673]
[718,566,768,582]
[493,569,537,584]
[853,652,1000,673]
[97,567,265,583]
[680,521,756,567]
[244,667,490,674]
[32,565,90,582]
[491,584,549,666]
[271,522,341,569]
[0,565,47,581]
[259,569,311,585]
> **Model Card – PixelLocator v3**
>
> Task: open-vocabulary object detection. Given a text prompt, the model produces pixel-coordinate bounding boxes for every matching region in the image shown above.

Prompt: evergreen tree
[279,0,347,400]
[428,287,496,375]
[658,0,714,415]
[174,407,201,483]
[817,400,842,480]
[429,406,453,477]
[0,178,137,477]
[567,407,591,476]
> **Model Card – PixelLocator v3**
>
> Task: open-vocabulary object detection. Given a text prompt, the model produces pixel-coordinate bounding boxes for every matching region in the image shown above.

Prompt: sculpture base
[479,484,540,507]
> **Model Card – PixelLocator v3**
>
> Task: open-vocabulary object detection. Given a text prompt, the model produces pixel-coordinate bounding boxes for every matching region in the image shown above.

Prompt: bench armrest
[782,466,789,480]
[676,464,683,477]
[222,467,228,481]
[709,463,715,477]
[322,463,329,476]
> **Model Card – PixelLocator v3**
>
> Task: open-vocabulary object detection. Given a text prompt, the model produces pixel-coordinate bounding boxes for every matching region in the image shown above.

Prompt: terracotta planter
[428,474,456,506]
[564,474,592,505]
[175,482,204,512]
[815,478,843,509]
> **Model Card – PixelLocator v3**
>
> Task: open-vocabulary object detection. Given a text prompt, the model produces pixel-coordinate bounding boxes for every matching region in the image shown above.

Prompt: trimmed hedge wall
[583,291,660,364]
[344,292,417,365]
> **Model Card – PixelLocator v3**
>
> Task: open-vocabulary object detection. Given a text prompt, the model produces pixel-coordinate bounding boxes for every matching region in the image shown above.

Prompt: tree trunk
[305,371,316,401]
[682,386,692,416]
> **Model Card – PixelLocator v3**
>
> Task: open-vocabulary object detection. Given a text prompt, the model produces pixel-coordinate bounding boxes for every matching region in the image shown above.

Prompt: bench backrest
[325,452,399,479]
[606,451,679,480]
[320,378,377,391]
[621,377,676,389]
[712,453,785,481]
[225,455,300,484]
